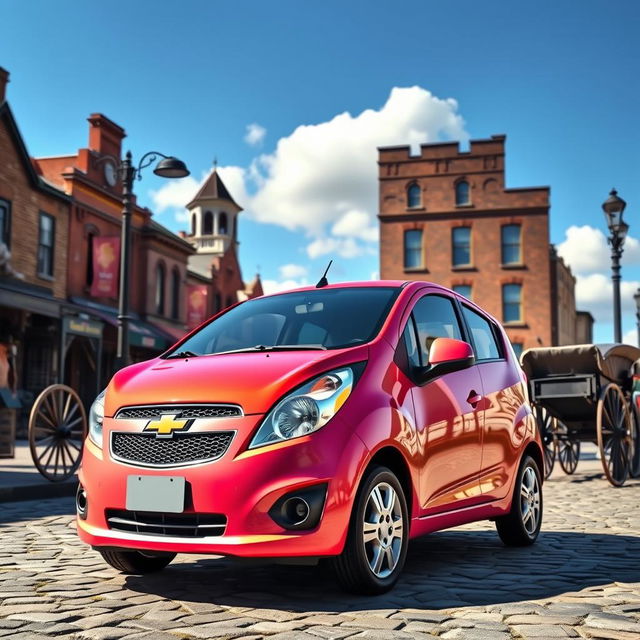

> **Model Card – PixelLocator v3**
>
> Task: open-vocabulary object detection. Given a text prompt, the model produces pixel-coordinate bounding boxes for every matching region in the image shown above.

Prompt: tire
[98,549,176,574]
[330,466,409,594]
[495,455,542,547]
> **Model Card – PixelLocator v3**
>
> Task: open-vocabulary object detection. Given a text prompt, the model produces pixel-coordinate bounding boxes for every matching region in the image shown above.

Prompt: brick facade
[379,135,577,351]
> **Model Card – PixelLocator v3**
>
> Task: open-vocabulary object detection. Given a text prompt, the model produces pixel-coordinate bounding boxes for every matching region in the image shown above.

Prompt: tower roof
[186,169,242,210]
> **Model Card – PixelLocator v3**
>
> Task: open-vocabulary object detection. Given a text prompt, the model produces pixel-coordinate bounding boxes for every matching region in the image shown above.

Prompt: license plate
[126,475,185,513]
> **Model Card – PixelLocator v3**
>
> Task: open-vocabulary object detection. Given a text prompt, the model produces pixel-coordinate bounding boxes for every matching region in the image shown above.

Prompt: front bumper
[77,414,368,558]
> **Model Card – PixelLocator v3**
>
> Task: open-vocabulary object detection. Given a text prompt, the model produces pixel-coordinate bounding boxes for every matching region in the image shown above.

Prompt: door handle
[467,391,482,407]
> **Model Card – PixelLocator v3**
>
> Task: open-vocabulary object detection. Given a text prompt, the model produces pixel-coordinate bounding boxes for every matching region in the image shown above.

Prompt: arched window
[407,183,421,208]
[455,180,470,205]
[191,213,196,236]
[155,262,166,315]
[219,212,228,235]
[203,211,213,235]
[171,267,180,320]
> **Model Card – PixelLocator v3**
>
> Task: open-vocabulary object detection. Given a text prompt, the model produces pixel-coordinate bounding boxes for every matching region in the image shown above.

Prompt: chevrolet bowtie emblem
[143,413,194,437]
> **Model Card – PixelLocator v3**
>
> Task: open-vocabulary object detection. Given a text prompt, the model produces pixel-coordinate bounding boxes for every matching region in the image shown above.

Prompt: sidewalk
[0,440,77,502]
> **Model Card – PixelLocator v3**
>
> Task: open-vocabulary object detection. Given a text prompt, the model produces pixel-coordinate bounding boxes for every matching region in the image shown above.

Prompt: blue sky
[2,1,639,343]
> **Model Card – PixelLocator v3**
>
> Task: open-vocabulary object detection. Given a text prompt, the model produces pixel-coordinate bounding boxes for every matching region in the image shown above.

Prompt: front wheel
[330,466,409,594]
[495,455,542,546]
[98,549,176,574]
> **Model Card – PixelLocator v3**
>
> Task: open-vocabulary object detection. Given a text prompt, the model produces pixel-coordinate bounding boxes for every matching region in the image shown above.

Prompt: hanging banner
[90,236,120,298]
[187,285,208,329]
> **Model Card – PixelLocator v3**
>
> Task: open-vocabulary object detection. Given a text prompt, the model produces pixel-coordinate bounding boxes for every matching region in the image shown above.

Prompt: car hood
[104,346,369,416]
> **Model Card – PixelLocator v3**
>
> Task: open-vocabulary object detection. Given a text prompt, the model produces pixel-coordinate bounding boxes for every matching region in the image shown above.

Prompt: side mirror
[415,337,475,385]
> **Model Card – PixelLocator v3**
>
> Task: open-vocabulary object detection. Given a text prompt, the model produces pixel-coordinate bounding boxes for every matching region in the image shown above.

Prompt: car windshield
[165,286,400,357]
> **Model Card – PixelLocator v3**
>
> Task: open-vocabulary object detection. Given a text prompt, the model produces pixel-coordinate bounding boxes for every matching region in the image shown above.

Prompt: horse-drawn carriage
[522,343,640,487]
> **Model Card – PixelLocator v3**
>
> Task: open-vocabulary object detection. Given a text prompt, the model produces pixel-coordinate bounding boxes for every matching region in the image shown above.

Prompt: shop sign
[64,316,103,338]
[90,236,120,298]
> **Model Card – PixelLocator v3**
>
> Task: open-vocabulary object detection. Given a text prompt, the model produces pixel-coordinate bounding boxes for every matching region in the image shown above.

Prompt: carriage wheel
[532,404,556,479]
[556,421,580,475]
[596,383,631,487]
[629,399,640,478]
[28,384,87,483]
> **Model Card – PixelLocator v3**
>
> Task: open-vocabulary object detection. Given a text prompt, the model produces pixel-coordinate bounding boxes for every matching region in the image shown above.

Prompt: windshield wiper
[166,350,200,359]
[215,344,327,355]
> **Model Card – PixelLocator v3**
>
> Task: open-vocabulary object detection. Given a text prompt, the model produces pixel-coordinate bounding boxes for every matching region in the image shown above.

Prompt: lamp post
[634,288,640,347]
[113,151,190,370]
[602,188,628,344]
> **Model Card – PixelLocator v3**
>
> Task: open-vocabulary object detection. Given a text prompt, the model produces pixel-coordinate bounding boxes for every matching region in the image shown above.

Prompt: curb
[0,480,78,503]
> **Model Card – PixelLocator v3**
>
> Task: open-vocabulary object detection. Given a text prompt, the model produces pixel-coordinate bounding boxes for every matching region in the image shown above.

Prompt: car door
[459,303,526,501]
[404,293,485,515]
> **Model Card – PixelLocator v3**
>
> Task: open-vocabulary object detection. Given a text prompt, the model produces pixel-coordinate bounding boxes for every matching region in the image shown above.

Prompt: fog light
[283,497,310,525]
[269,483,327,531]
[76,485,88,520]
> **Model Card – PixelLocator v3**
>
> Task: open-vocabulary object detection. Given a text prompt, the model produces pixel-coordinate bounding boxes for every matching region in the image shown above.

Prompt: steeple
[184,164,243,278]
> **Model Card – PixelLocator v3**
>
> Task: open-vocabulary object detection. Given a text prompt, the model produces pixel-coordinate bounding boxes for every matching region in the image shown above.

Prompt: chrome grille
[106,509,226,538]
[111,431,234,467]
[115,405,242,420]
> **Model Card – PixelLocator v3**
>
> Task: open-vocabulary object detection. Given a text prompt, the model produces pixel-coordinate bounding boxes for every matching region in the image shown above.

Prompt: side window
[412,295,462,364]
[461,305,501,361]
[402,319,421,369]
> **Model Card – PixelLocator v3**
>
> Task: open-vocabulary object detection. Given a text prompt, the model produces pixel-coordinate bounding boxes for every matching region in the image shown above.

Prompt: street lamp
[115,151,190,369]
[602,188,628,343]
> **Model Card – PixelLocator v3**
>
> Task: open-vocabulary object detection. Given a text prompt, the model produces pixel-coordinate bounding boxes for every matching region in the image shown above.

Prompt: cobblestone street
[1,453,639,640]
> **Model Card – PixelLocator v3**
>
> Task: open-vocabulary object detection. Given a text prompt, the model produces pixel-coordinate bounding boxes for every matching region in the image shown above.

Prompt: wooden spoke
[29,385,87,482]
[597,383,630,487]
[533,403,556,479]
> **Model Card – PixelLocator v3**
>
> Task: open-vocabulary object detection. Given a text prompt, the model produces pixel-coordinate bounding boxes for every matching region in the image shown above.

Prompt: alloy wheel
[520,466,541,535]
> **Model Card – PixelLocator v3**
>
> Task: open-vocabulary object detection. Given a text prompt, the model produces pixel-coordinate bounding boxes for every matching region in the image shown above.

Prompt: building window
[452,227,471,266]
[191,213,196,236]
[203,211,213,235]
[155,262,166,315]
[511,341,524,360]
[453,284,472,300]
[503,283,522,323]
[455,180,470,205]
[407,183,421,208]
[404,229,423,269]
[0,199,10,248]
[226,295,234,308]
[502,224,522,265]
[171,267,180,320]
[37,212,55,277]
[215,293,222,313]
[219,212,228,235]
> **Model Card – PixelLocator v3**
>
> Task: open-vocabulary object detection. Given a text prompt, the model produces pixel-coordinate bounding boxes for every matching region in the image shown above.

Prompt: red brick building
[378,134,577,356]
[0,68,71,433]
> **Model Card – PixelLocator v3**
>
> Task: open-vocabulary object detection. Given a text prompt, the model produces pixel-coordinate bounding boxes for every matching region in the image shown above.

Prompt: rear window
[168,286,400,356]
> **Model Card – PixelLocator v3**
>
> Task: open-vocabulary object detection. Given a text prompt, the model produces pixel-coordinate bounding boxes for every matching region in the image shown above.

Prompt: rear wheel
[495,455,542,546]
[331,466,408,594]
[98,549,176,574]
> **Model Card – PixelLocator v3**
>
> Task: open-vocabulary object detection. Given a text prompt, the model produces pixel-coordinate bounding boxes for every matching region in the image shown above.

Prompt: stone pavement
[0,449,639,640]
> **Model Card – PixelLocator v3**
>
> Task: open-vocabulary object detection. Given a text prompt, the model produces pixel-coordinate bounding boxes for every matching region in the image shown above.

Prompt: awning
[0,278,61,318]
[68,298,170,351]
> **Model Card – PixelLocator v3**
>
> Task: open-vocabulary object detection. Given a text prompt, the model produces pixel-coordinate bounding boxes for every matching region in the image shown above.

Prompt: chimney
[0,68,9,103]
[87,113,126,159]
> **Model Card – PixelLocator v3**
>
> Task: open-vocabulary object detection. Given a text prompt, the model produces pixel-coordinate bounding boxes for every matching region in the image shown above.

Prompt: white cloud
[574,273,639,324]
[557,225,640,275]
[279,263,308,279]
[151,86,466,257]
[623,328,637,347]
[261,278,308,295]
[244,123,266,146]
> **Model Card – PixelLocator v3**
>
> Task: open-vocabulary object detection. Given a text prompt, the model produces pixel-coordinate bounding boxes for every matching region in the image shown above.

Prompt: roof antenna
[316,260,333,288]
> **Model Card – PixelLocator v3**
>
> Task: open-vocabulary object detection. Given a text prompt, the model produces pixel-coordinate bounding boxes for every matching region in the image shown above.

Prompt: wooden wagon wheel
[596,383,631,487]
[555,421,580,475]
[28,384,87,483]
[629,399,640,478]
[532,403,556,479]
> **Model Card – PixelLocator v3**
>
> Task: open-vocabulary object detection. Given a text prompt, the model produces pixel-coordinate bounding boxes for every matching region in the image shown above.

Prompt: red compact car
[77,281,543,593]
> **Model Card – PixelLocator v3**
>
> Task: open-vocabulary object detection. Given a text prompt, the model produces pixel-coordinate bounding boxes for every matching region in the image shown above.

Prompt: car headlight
[88,390,106,448]
[249,367,355,448]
